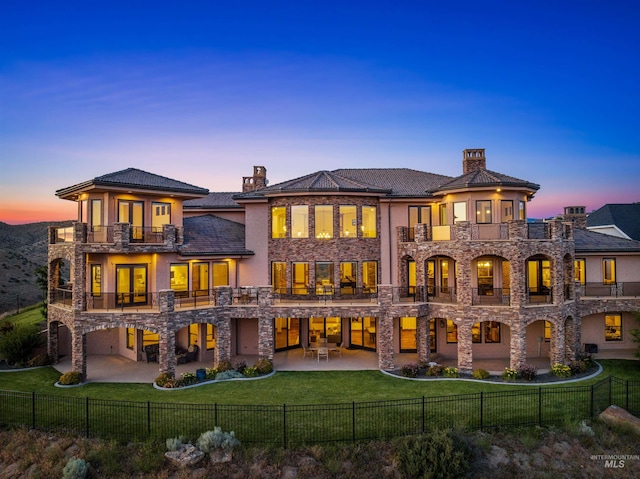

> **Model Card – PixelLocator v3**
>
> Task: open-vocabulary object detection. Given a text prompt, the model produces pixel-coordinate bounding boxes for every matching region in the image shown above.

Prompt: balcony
[426,285,457,303]
[272,287,378,304]
[583,282,640,297]
[526,287,553,304]
[472,288,510,305]
[51,223,181,245]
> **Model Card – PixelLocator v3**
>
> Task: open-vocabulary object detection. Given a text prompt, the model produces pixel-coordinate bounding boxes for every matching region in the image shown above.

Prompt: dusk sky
[1,1,639,224]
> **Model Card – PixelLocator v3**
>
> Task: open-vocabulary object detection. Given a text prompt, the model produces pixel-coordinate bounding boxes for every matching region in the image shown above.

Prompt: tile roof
[56,168,209,197]
[587,203,640,241]
[184,192,241,209]
[433,169,540,193]
[257,170,392,195]
[180,215,253,256]
[574,228,640,253]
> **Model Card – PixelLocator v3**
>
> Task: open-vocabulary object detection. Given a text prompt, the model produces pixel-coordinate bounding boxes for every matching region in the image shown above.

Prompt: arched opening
[472,255,510,305]
[425,255,457,303]
[525,254,553,303]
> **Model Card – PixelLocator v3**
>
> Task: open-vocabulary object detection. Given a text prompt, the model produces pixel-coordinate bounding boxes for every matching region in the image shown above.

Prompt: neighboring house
[586,203,640,241]
[46,150,640,379]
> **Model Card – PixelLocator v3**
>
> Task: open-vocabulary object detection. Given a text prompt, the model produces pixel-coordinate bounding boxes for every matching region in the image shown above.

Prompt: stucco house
[47,149,640,378]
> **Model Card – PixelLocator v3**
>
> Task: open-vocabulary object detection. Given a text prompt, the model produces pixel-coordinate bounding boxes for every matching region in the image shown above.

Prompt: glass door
[349,317,376,350]
[274,318,300,351]
[399,317,417,352]
[116,265,147,306]
[308,317,342,344]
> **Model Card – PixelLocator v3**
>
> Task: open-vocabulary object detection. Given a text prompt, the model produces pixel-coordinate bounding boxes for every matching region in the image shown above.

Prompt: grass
[0,303,45,328]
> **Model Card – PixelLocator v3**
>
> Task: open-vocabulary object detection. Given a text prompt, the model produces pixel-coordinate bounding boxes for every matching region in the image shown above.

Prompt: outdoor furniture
[302,344,314,358]
[317,346,329,362]
[186,344,199,362]
[176,348,187,364]
[331,342,343,358]
[143,344,159,363]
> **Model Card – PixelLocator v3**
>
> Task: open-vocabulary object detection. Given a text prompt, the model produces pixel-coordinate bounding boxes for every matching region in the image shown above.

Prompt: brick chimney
[563,206,587,229]
[242,166,268,192]
[462,149,486,174]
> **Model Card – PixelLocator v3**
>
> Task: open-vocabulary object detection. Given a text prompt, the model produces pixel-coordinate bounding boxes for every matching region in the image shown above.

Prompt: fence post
[538,387,542,427]
[147,401,151,438]
[85,397,90,438]
[422,396,425,434]
[590,384,594,418]
[608,376,612,407]
[352,401,356,443]
[283,404,287,449]
[626,380,629,411]
[479,392,483,431]
[31,391,36,429]
[214,403,218,426]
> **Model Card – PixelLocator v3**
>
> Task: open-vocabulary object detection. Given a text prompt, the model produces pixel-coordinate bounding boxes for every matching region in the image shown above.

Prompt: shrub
[401,362,419,378]
[62,458,89,479]
[216,360,233,372]
[196,427,240,453]
[396,429,472,479]
[443,366,459,378]
[472,368,490,380]
[166,435,186,452]
[426,365,444,376]
[243,366,259,377]
[154,372,174,387]
[551,363,572,378]
[501,367,518,381]
[180,372,197,385]
[576,351,594,367]
[569,359,587,375]
[518,364,538,381]
[233,359,247,374]
[27,353,52,367]
[59,371,84,385]
[205,367,218,380]
[417,359,430,370]
[215,370,244,381]
[254,358,273,375]
[0,324,44,366]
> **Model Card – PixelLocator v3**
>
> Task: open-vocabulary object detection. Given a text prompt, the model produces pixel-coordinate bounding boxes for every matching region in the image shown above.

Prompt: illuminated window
[212,262,229,286]
[271,206,287,238]
[126,328,134,350]
[453,202,467,223]
[519,200,526,220]
[315,205,333,239]
[544,321,551,342]
[446,319,458,343]
[361,205,377,238]
[429,319,437,352]
[142,330,158,347]
[189,324,199,347]
[91,199,102,228]
[501,200,513,222]
[439,204,447,225]
[603,258,616,284]
[91,265,101,297]
[170,264,189,296]
[340,262,357,294]
[152,202,170,231]
[291,205,309,238]
[472,322,481,343]
[574,259,585,284]
[192,263,209,292]
[363,261,377,293]
[484,321,501,343]
[605,314,622,341]
[272,262,287,293]
[339,205,357,237]
[315,262,334,294]
[292,262,309,294]
[206,324,216,350]
[476,200,492,224]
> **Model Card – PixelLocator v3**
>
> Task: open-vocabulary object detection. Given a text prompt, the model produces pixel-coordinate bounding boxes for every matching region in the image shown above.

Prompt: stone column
[550,320,566,365]
[509,321,526,370]
[258,313,274,360]
[47,321,59,363]
[71,327,87,379]
[456,320,473,374]
[215,318,232,366]
[377,285,395,370]
[158,321,176,377]
[416,316,429,364]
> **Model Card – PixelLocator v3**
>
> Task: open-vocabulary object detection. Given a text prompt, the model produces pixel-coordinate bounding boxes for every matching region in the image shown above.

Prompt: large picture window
[272,262,287,293]
[339,205,357,237]
[574,259,585,284]
[212,262,229,286]
[116,265,147,306]
[476,200,492,224]
[271,206,287,238]
[340,262,357,294]
[292,262,309,294]
[192,263,209,292]
[453,202,467,223]
[170,264,189,296]
[316,262,334,294]
[605,314,622,341]
[315,205,333,239]
[291,205,309,238]
[363,261,377,293]
[446,319,458,343]
[361,205,377,238]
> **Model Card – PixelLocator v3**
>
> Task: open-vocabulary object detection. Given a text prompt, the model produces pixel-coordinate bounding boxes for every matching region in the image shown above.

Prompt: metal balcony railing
[472,288,510,305]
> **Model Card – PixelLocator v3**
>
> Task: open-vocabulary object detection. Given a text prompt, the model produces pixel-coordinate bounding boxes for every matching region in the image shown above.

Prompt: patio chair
[186,344,199,362]
[302,344,314,359]
[317,347,329,362]
[143,344,159,363]
[331,342,343,358]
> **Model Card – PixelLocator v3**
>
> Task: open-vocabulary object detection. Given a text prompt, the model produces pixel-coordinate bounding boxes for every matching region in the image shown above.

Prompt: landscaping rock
[598,405,640,435]
[164,444,205,468]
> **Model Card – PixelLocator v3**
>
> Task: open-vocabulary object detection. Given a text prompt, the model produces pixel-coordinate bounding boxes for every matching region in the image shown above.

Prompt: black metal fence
[1,376,638,447]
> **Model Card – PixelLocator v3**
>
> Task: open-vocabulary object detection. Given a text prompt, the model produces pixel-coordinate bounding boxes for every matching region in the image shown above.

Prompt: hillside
[0,221,72,315]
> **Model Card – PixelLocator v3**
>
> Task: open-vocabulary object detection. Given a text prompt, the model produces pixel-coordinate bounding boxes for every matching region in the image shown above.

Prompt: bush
[426,365,444,376]
[0,324,44,366]
[551,363,572,378]
[501,367,518,381]
[205,367,218,380]
[215,370,244,381]
[216,360,233,372]
[472,368,490,380]
[396,429,472,479]
[154,372,174,387]
[569,359,587,375]
[233,359,247,374]
[166,435,186,452]
[443,366,459,378]
[59,371,84,385]
[401,362,419,378]
[62,458,89,479]
[518,364,538,381]
[196,427,240,453]
[180,372,197,385]
[243,366,259,377]
[27,353,52,367]
[254,358,273,375]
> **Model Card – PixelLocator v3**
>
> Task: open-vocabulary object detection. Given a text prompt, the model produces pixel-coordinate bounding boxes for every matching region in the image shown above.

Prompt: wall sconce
[439,319,446,328]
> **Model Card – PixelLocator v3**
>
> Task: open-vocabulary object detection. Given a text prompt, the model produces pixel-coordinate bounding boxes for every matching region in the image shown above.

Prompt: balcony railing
[85,292,158,311]
[394,286,427,303]
[583,282,640,297]
[54,227,74,243]
[273,287,378,304]
[472,288,510,305]
[52,287,73,306]
[174,290,218,308]
[86,226,114,243]
[526,287,553,304]
[426,285,457,303]
[52,224,181,245]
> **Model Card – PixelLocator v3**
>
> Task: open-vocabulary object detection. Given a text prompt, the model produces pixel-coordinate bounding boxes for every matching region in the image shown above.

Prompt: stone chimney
[242,166,268,192]
[462,148,486,174]
[563,206,587,229]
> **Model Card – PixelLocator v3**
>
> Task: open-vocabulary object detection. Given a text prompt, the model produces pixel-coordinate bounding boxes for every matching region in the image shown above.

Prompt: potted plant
[196,427,240,463]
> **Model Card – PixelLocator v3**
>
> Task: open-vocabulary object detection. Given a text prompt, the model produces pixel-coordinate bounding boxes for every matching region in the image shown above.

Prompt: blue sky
[1,1,639,223]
